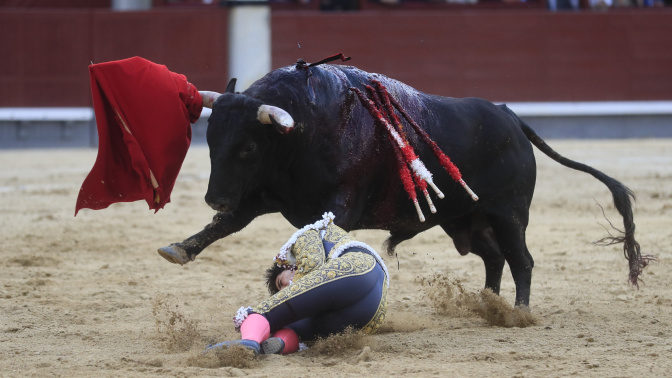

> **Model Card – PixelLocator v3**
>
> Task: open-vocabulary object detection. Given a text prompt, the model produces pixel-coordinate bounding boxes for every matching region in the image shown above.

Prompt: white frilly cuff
[233,306,252,332]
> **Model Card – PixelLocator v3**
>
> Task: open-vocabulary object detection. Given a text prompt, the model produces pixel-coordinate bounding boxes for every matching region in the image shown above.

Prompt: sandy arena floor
[1,139,670,377]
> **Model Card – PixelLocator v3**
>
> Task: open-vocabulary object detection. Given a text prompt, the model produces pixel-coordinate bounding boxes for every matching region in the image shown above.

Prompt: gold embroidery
[323,224,357,258]
[291,230,325,281]
[361,279,388,334]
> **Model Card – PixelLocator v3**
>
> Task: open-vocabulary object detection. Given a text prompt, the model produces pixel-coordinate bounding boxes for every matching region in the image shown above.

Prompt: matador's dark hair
[265,264,285,295]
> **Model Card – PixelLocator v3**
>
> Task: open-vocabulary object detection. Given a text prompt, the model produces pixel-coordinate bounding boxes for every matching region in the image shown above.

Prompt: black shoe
[261,337,285,354]
[204,339,261,355]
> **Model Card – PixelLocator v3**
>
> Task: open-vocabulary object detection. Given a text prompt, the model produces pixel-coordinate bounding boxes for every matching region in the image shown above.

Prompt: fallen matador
[205,213,389,355]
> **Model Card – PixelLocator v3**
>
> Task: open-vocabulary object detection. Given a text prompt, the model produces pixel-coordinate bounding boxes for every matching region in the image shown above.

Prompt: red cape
[75,57,203,215]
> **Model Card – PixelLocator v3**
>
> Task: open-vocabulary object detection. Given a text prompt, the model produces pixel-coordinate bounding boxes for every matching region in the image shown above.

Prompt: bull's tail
[503,106,656,286]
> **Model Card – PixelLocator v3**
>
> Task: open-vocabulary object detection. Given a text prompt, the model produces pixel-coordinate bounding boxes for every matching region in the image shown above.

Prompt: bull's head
[199,79,295,213]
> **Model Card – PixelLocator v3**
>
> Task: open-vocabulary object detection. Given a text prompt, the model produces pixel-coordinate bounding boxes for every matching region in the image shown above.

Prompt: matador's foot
[157,244,192,265]
[204,339,261,355]
[261,337,285,354]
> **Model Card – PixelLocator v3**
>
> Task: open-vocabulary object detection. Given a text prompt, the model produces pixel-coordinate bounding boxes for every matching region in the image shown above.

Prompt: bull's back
[406,96,537,212]
[253,65,537,227]
[319,67,538,225]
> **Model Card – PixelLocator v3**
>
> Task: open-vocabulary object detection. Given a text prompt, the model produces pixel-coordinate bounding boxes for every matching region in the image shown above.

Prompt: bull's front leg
[158,197,271,264]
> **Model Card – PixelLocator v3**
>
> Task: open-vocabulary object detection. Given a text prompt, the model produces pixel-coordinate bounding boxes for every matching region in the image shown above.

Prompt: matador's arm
[291,229,326,282]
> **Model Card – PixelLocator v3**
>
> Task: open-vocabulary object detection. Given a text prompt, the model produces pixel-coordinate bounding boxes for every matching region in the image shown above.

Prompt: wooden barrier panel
[91,8,229,92]
[0,8,229,107]
[1,8,671,107]
[272,9,672,102]
[0,10,93,107]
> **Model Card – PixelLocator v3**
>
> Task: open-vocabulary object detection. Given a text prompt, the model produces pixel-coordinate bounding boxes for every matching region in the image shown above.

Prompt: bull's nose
[207,201,231,213]
[205,196,231,213]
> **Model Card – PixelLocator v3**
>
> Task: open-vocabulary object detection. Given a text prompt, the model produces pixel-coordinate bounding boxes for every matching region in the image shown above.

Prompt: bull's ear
[257,105,294,134]
[225,78,237,93]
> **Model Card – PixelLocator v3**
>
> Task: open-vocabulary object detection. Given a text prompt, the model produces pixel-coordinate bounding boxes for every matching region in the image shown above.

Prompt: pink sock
[273,328,299,354]
[240,314,270,343]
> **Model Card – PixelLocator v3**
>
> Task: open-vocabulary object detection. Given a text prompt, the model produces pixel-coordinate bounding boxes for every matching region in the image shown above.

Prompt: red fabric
[272,328,299,354]
[75,57,203,215]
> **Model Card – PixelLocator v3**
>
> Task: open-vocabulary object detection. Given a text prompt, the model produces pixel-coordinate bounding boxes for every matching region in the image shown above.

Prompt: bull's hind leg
[441,217,506,296]
[470,228,506,295]
[485,206,534,307]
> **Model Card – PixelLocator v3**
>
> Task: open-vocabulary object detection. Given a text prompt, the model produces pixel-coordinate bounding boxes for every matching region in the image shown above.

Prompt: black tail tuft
[500,104,656,286]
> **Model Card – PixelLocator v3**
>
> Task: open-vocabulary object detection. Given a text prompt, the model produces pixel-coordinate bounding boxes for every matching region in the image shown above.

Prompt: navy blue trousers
[263,261,385,341]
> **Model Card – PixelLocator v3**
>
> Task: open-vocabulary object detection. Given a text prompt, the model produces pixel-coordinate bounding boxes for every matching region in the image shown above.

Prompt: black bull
[158,62,650,307]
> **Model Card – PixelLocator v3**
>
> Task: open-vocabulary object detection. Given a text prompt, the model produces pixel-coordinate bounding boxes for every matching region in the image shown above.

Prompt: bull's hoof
[157,244,192,265]
[515,304,531,313]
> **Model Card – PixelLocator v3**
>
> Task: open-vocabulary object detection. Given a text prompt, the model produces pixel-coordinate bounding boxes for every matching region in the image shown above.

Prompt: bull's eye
[239,142,257,158]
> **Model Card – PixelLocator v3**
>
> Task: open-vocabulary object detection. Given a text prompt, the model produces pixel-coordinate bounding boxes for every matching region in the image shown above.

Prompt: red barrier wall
[0,8,229,107]
[272,10,672,101]
[1,8,671,106]
[1,10,93,107]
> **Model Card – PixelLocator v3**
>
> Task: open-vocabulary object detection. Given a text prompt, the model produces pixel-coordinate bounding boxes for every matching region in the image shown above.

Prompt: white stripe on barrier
[0,107,213,121]
[0,108,94,122]
[504,101,672,117]
[1,102,671,122]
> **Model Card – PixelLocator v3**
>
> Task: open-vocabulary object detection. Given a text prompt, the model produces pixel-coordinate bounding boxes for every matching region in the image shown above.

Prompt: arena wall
[0,7,671,146]
[271,9,672,102]
[2,7,671,106]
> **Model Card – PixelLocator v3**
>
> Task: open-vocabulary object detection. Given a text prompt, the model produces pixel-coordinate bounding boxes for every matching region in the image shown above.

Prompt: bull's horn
[257,105,295,133]
[199,91,221,109]
[225,78,237,93]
